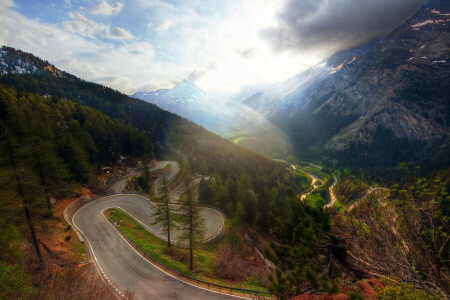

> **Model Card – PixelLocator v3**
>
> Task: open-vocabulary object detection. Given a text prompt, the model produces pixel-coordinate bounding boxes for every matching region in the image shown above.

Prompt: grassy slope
[106,208,267,292]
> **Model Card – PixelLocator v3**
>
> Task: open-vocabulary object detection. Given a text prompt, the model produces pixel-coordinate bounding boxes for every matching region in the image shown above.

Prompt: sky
[0,0,428,98]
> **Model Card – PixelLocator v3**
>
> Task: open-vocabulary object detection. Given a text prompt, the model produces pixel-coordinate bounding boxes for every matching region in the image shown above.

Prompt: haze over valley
[0,0,448,299]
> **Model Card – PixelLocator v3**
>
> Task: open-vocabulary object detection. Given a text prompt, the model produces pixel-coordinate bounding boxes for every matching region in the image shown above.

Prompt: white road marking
[101,211,251,299]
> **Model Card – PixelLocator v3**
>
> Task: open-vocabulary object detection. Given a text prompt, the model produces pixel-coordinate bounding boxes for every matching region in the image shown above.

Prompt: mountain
[0,46,285,180]
[131,80,230,131]
[0,47,77,79]
[132,80,294,158]
[132,79,207,112]
[0,47,301,299]
[244,0,450,174]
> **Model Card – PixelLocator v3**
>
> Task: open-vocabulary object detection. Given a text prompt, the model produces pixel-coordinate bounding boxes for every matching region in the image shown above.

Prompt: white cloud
[0,0,320,98]
[186,69,207,82]
[0,0,14,16]
[0,0,13,7]
[0,4,172,94]
[0,0,332,98]
[91,1,123,16]
[63,12,134,40]
[146,0,318,98]
[155,19,173,32]
[119,41,155,58]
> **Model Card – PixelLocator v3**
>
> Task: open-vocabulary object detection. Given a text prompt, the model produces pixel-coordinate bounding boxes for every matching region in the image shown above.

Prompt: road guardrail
[108,218,271,298]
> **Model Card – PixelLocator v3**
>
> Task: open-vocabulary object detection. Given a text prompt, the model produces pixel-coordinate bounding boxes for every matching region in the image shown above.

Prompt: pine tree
[144,165,150,182]
[1,128,43,267]
[151,175,175,248]
[180,175,205,270]
[198,177,213,205]
[237,172,256,223]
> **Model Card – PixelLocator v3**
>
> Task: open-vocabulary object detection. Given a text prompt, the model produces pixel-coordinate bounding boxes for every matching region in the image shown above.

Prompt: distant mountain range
[132,79,207,111]
[129,0,449,173]
[131,80,294,158]
[0,46,286,184]
[131,80,228,131]
[3,0,447,174]
[242,0,449,172]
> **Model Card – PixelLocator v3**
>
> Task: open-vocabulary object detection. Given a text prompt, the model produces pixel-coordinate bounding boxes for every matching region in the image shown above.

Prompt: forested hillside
[0,47,324,298]
[0,46,285,180]
[0,83,154,298]
[2,0,449,298]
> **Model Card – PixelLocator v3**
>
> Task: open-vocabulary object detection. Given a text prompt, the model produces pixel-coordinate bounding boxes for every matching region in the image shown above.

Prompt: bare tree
[333,180,449,299]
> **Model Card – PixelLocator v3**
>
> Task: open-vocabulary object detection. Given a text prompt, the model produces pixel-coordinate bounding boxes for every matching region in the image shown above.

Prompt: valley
[0,0,448,299]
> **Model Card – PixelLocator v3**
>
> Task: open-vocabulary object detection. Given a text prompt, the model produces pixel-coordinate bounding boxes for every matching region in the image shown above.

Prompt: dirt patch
[213,244,246,281]
[36,214,84,263]
[33,264,119,300]
[36,188,97,264]
[292,278,383,300]
[53,187,96,214]
[165,247,189,264]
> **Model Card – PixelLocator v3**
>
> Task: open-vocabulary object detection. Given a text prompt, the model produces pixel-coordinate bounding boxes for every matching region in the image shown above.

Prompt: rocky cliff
[245,0,449,172]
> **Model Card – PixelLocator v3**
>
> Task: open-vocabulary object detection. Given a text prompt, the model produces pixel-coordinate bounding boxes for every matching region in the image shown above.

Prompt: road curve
[154,161,181,197]
[72,162,233,299]
[347,187,389,211]
[300,173,322,201]
[73,195,233,299]
[109,161,179,194]
[324,176,338,208]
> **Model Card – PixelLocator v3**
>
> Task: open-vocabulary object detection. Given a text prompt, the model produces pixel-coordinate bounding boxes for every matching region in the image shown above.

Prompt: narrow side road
[324,176,338,208]
[347,187,389,211]
[300,173,322,201]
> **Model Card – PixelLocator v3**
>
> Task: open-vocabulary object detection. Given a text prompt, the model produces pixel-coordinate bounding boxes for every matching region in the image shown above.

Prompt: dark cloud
[238,48,258,58]
[186,69,207,82]
[261,0,429,55]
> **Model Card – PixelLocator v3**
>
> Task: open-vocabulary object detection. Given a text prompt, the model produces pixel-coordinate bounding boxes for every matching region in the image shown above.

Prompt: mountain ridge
[243,0,449,173]
[0,45,287,181]
[131,79,210,123]
[132,78,294,158]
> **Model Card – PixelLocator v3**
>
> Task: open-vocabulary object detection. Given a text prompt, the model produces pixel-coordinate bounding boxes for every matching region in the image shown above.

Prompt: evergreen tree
[151,176,175,248]
[180,175,205,270]
[0,128,43,267]
[237,172,256,223]
[234,201,245,225]
[144,165,150,183]
[265,195,330,298]
[256,185,270,231]
[198,177,213,205]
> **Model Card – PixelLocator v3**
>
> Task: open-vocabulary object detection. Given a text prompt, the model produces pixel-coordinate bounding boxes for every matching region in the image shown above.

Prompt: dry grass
[164,247,189,264]
[213,244,246,281]
[27,188,136,300]
[34,264,131,300]
[36,194,90,263]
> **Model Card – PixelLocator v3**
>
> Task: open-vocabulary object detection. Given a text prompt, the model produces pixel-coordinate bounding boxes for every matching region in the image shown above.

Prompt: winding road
[347,186,389,211]
[324,176,338,208]
[72,161,235,299]
[300,173,322,201]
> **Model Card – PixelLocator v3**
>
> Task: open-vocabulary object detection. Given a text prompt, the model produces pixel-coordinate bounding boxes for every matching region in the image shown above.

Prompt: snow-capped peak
[175,79,193,87]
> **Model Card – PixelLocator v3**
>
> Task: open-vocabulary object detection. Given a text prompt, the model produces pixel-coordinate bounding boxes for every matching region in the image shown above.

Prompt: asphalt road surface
[109,161,179,194]
[72,162,234,299]
[154,161,180,197]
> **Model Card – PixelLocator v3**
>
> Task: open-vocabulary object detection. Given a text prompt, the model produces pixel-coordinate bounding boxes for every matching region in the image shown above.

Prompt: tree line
[0,83,153,298]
